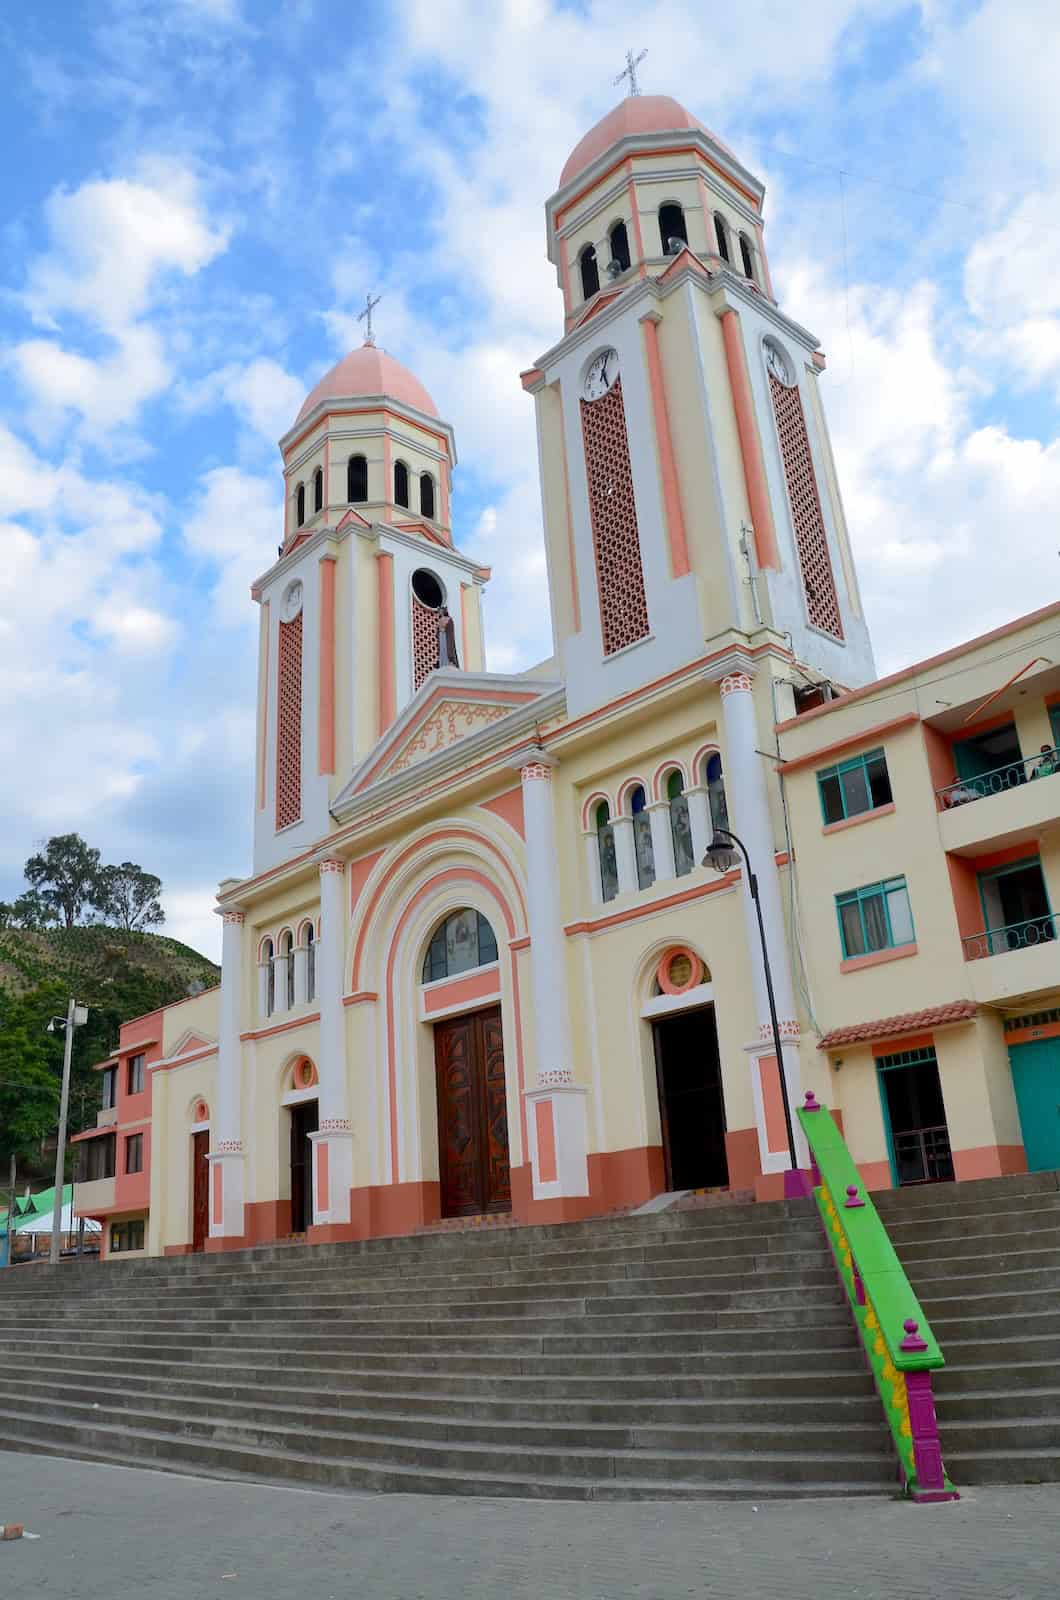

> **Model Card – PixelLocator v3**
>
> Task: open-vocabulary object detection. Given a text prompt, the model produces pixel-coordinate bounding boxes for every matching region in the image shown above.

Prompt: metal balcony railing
[936,745,1060,810]
[891,1124,954,1185]
[962,912,1060,960]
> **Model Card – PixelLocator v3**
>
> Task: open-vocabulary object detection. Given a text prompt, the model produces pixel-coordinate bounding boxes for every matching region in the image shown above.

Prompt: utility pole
[4,1153,13,1269]
[49,998,87,1266]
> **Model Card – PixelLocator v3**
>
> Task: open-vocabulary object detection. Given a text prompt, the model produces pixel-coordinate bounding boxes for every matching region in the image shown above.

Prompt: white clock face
[582,347,620,402]
[281,581,303,622]
[765,341,792,386]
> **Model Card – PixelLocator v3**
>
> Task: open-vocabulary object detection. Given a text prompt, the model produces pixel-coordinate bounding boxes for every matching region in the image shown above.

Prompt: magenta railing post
[803,1091,822,1186]
[905,1371,947,1496]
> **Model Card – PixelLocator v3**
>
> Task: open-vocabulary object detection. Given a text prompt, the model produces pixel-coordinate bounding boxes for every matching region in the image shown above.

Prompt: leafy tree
[96,863,165,933]
[10,889,59,930]
[24,834,102,930]
[0,991,61,1165]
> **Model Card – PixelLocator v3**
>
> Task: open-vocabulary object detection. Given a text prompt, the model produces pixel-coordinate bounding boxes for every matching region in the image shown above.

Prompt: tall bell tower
[522,93,874,719]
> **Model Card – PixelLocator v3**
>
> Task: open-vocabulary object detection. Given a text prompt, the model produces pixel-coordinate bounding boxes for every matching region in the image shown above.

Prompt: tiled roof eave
[817,1001,978,1051]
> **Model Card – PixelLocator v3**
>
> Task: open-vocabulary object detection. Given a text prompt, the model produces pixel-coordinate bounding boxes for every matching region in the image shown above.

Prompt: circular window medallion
[193,1099,209,1124]
[657,947,705,996]
[293,1057,318,1091]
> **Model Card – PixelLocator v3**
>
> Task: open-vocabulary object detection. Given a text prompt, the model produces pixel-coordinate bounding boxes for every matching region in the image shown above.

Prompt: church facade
[72,95,1060,1260]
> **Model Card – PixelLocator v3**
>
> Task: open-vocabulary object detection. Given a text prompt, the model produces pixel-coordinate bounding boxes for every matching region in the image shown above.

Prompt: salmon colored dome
[559,94,736,189]
[295,343,438,426]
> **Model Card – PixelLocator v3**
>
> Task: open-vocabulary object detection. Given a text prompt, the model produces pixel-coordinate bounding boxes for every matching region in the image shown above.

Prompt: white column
[293,941,309,1006]
[313,857,353,1226]
[719,671,805,1173]
[612,815,638,895]
[519,758,588,1199]
[647,800,676,883]
[257,962,270,1020]
[209,909,246,1240]
[686,784,711,868]
[273,951,289,1014]
[582,830,603,905]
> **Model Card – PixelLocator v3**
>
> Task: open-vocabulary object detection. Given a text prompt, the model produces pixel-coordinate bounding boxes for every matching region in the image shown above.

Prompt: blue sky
[2,0,1059,959]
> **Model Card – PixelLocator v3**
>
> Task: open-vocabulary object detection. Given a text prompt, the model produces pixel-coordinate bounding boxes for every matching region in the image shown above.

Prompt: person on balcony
[1031,744,1057,779]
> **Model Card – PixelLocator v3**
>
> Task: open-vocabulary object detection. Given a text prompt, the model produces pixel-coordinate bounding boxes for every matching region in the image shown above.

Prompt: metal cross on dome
[614,47,647,97]
[358,291,382,346]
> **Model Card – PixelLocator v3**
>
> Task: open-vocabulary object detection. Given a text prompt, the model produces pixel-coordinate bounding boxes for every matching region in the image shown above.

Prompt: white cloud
[180,356,305,447]
[12,324,169,436]
[182,464,283,625]
[162,885,223,964]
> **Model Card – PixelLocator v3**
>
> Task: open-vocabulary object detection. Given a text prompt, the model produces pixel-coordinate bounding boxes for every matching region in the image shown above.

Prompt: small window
[281,930,294,1009]
[739,233,755,280]
[609,220,631,273]
[347,454,367,502]
[667,770,695,878]
[422,909,499,983]
[127,1054,145,1095]
[296,483,305,526]
[658,203,687,255]
[125,1132,144,1175]
[705,752,729,835]
[305,923,316,1003]
[420,472,435,519]
[111,1218,145,1253]
[261,937,275,1017]
[629,784,655,890]
[313,466,323,513]
[714,213,731,264]
[579,243,600,300]
[837,876,915,961]
[394,460,409,508]
[818,748,893,826]
[100,1066,117,1110]
[82,1133,115,1182]
[595,801,619,904]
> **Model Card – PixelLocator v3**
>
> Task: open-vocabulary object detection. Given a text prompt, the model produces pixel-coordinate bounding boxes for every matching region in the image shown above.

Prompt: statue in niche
[436,607,460,670]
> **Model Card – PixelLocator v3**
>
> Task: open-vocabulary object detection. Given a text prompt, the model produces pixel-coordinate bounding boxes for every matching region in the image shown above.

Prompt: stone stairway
[875,1169,1060,1487]
[0,1198,896,1501]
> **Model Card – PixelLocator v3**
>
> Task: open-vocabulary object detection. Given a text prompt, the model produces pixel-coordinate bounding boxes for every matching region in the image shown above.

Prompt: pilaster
[209,909,246,1240]
[314,856,353,1222]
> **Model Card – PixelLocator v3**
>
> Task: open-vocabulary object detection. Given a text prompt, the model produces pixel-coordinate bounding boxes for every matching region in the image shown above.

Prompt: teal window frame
[1050,706,1060,749]
[817,746,892,825]
[835,875,915,961]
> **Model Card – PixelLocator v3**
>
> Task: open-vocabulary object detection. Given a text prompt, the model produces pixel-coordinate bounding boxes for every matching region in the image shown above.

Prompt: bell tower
[249,343,490,874]
[522,93,874,719]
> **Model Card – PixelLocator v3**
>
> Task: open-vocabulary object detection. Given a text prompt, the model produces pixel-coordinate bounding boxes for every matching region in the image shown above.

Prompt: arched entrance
[286,1057,318,1234]
[648,949,729,1191]
[423,908,511,1217]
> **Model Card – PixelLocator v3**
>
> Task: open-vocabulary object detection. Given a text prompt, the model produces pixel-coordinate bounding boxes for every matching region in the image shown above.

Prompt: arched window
[579,243,600,300]
[261,938,275,1017]
[595,801,619,904]
[739,233,755,281]
[714,214,731,264]
[313,466,323,513]
[305,923,315,1003]
[295,483,305,527]
[667,771,695,878]
[420,472,435,519]
[659,203,687,256]
[394,460,409,508]
[629,784,655,890]
[280,930,294,1009]
[608,220,631,274]
[705,752,730,836]
[422,908,499,984]
[347,454,367,502]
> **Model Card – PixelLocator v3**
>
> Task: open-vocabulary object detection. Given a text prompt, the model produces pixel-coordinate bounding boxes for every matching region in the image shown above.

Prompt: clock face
[281,581,303,622]
[582,347,620,402]
[765,341,792,386]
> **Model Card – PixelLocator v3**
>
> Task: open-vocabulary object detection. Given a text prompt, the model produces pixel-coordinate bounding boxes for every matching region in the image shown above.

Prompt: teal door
[1010,1039,1060,1172]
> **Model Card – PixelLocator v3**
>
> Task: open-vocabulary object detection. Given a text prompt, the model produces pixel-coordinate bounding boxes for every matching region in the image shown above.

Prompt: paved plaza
[1,1450,1057,1599]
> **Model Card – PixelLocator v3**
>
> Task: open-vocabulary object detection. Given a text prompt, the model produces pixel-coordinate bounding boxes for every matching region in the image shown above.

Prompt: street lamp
[702,826,798,1170]
[46,998,88,1266]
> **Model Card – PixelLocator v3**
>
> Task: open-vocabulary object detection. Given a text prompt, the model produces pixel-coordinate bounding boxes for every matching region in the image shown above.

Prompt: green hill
[0,925,218,1002]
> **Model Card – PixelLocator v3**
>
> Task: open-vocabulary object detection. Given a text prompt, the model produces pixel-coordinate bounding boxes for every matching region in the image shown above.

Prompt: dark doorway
[653,1007,728,1190]
[877,1048,954,1185]
[435,1005,511,1217]
[191,1130,210,1253]
[290,1100,318,1233]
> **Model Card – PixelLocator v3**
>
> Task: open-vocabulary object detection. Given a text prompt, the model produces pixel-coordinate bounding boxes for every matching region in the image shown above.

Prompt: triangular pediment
[337,669,560,802]
[168,1028,215,1059]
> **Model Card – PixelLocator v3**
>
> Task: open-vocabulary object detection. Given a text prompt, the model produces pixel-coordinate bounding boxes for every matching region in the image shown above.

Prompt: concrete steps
[876,1171,1060,1487]
[0,1197,896,1500]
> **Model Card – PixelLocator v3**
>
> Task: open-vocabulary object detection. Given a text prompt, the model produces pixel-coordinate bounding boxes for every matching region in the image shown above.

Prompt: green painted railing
[797,1093,959,1502]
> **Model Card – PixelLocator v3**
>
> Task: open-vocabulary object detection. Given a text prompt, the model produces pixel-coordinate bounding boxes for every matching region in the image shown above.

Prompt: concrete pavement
[1,1449,1057,1599]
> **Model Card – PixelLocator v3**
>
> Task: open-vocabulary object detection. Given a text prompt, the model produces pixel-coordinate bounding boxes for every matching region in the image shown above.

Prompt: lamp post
[702,826,798,1170]
[47,998,88,1265]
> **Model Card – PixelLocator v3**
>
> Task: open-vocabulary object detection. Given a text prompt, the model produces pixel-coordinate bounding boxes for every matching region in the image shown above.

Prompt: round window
[412,569,445,609]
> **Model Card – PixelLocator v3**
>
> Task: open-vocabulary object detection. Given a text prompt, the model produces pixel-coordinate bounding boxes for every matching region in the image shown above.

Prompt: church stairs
[0,1200,898,1500]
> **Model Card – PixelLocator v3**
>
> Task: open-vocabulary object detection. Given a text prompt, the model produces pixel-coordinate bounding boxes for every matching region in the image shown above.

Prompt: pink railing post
[905,1371,948,1498]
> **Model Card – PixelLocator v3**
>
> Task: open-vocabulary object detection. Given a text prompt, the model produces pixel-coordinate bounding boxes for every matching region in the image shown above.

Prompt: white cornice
[250,516,488,598]
[279,393,458,466]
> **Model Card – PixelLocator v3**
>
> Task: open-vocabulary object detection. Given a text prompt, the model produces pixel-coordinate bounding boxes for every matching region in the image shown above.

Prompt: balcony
[937,747,1060,855]
[963,912,1060,1006]
[96,1105,118,1129]
[74,1176,115,1216]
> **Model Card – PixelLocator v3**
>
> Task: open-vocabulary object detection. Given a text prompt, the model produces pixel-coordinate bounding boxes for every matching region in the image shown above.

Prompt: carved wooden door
[191,1130,210,1253]
[435,1006,511,1217]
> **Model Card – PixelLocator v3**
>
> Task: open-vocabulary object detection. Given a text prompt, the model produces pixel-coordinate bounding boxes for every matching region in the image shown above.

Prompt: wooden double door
[191,1130,210,1253]
[434,1005,511,1217]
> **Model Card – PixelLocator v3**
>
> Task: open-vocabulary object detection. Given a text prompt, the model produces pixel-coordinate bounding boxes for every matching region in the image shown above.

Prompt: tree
[96,862,165,933]
[24,834,102,929]
[10,889,59,930]
[0,991,61,1164]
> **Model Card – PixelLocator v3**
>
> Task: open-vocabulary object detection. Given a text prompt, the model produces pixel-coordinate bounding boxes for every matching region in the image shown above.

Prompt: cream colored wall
[831,1046,890,1170]
[323,407,386,515]
[534,382,577,650]
[159,989,220,1055]
[151,1053,217,1253]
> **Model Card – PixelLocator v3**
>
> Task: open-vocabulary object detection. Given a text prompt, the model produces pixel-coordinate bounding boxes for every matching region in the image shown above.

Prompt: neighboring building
[73,92,1060,1260]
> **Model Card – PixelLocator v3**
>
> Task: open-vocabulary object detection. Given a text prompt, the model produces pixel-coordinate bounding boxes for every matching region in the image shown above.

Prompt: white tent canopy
[14,1203,101,1235]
